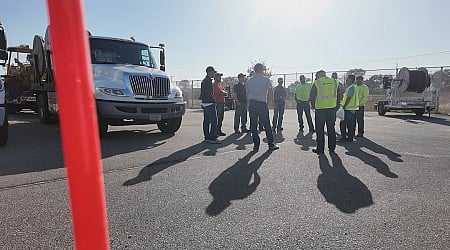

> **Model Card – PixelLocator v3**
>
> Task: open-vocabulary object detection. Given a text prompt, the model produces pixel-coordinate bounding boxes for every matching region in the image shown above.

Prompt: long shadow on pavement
[317,153,374,213]
[384,114,450,126]
[341,137,400,178]
[206,150,272,216]
[123,134,238,186]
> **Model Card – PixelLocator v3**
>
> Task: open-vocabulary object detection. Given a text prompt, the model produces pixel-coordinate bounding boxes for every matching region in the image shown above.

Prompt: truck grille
[129,75,170,98]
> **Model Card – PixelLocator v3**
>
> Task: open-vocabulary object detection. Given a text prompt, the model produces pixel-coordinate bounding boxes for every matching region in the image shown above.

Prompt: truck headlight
[168,85,183,99]
[97,87,126,96]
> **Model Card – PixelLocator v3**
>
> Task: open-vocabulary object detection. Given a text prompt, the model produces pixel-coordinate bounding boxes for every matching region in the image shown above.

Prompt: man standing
[310,70,340,154]
[272,77,287,131]
[355,75,369,137]
[213,72,227,136]
[246,63,279,151]
[332,72,344,101]
[233,73,249,134]
[295,75,315,133]
[339,75,359,142]
[199,66,220,144]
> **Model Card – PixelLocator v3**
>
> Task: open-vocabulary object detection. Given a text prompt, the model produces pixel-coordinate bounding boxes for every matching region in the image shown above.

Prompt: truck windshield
[89,38,157,68]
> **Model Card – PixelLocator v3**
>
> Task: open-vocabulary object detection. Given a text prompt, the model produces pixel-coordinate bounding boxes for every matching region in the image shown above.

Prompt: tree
[346,68,366,77]
[176,79,191,91]
[247,60,272,77]
[431,69,450,86]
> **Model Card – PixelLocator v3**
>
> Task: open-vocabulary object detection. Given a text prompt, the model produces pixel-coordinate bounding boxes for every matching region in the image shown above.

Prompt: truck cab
[32,30,186,135]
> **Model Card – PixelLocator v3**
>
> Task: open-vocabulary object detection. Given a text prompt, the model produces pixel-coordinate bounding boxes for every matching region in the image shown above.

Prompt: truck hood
[92,64,169,88]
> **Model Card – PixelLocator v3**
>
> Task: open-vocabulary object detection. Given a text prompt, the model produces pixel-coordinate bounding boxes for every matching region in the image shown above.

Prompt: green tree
[247,60,272,77]
[346,68,366,77]
[431,69,450,86]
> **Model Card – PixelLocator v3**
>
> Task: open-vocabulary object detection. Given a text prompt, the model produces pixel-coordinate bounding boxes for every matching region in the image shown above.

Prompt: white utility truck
[31,27,185,135]
[0,23,9,146]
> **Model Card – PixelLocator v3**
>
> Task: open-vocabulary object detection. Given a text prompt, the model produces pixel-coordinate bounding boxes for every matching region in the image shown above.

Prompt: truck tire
[37,94,52,124]
[414,109,425,117]
[98,114,108,137]
[6,105,20,114]
[377,102,386,116]
[0,113,8,147]
[157,117,182,133]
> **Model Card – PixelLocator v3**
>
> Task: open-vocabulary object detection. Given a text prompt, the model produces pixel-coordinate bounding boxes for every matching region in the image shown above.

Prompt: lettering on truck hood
[92,64,170,88]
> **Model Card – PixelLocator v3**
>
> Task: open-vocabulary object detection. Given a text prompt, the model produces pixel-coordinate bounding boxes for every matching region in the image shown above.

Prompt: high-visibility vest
[356,84,369,106]
[295,82,312,101]
[341,84,360,110]
[313,77,339,109]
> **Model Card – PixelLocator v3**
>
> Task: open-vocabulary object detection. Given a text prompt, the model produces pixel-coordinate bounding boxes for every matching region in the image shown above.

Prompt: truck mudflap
[96,99,185,125]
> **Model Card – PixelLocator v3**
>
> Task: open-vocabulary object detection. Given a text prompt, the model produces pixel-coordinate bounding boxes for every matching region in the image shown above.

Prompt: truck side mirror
[159,50,165,72]
[0,26,7,61]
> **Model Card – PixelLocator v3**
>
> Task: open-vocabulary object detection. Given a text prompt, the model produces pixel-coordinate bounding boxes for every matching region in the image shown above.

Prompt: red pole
[46,0,109,249]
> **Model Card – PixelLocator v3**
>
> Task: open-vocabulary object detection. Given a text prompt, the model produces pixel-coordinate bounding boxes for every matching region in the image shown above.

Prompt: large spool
[396,67,431,93]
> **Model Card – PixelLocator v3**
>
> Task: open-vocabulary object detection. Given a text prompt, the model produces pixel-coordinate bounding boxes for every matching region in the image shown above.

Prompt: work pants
[315,108,336,153]
[202,104,218,141]
[249,100,274,147]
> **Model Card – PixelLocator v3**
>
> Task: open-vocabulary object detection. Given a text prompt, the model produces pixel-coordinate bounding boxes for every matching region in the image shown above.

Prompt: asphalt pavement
[0,109,449,249]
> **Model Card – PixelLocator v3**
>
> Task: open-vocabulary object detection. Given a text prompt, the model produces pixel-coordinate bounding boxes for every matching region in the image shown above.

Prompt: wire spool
[396,67,431,93]
[32,35,46,81]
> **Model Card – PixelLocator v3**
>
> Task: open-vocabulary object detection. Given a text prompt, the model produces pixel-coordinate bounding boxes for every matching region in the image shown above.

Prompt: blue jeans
[272,101,285,129]
[234,103,248,131]
[296,101,314,131]
[340,110,356,140]
[202,104,218,141]
[249,100,274,147]
[315,108,337,152]
[216,103,225,133]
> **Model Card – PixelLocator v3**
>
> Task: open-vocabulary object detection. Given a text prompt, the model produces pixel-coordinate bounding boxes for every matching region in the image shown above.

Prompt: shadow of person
[294,132,316,151]
[317,153,374,213]
[206,150,273,216]
[123,134,236,186]
[233,132,253,150]
[343,138,400,178]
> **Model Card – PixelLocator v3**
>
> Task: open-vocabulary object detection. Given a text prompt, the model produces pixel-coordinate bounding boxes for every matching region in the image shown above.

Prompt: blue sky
[1,0,450,80]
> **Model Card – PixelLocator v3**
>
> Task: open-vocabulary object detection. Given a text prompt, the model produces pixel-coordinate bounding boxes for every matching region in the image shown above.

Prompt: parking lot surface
[0,109,449,249]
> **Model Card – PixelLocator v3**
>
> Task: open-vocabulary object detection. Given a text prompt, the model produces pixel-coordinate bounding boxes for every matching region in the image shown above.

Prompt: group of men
[199,64,369,154]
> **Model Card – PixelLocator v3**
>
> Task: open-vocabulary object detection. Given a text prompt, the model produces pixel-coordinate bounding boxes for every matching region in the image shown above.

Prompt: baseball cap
[238,73,245,78]
[206,66,216,73]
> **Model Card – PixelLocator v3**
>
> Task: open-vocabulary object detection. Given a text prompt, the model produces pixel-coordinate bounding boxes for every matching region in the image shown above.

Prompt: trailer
[4,44,36,114]
[375,67,436,117]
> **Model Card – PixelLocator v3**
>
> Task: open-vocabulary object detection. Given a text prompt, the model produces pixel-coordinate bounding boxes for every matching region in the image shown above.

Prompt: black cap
[206,66,216,73]
[238,73,245,78]
[215,72,223,77]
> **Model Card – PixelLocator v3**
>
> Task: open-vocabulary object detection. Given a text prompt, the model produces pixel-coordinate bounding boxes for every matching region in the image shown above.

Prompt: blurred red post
[46,0,109,249]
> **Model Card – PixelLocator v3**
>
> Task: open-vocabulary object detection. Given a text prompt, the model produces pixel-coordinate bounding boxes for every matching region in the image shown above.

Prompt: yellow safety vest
[313,77,338,109]
[295,82,312,101]
[356,84,369,106]
[341,84,360,111]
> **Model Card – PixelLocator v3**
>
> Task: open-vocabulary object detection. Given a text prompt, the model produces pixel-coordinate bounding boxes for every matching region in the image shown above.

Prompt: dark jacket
[199,76,215,103]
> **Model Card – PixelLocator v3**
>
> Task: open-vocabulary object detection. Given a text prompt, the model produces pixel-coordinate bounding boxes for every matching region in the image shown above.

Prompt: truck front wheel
[0,113,8,147]
[414,109,425,117]
[377,102,386,116]
[157,117,182,133]
[98,115,108,137]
